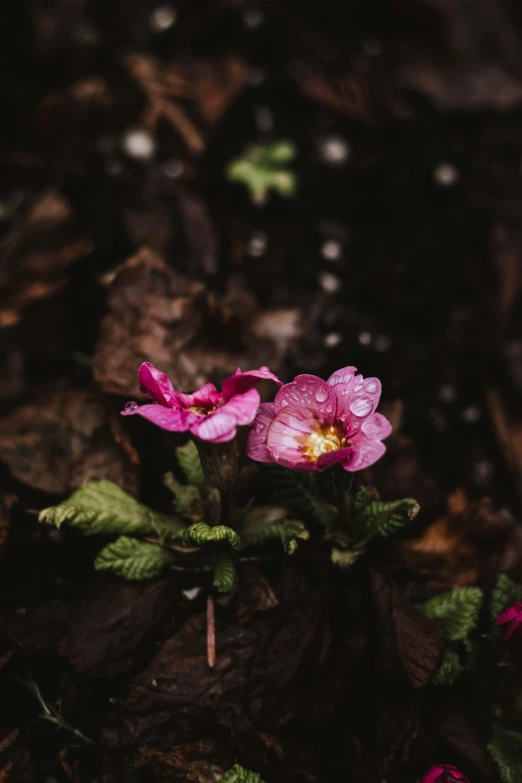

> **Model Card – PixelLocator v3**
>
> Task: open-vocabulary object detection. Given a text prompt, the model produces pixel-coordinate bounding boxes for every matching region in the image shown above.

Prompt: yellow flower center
[188,405,216,416]
[302,425,345,461]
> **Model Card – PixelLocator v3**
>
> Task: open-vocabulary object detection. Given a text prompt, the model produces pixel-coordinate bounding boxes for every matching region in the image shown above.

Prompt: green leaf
[39,481,186,540]
[94,536,174,581]
[488,727,522,783]
[186,522,241,550]
[227,140,297,204]
[213,552,237,593]
[351,487,420,540]
[176,440,205,486]
[262,465,335,527]
[431,649,464,686]
[423,587,483,641]
[240,512,309,554]
[331,541,367,570]
[163,472,204,520]
[218,764,267,783]
[490,574,522,618]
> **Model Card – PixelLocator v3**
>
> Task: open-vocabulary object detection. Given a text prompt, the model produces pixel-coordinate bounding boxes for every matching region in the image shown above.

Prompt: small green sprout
[226,140,297,205]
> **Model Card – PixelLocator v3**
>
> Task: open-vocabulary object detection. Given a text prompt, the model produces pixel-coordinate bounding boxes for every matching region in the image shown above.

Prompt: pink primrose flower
[494,600,522,643]
[246,366,391,471]
[122,362,282,443]
[420,766,470,783]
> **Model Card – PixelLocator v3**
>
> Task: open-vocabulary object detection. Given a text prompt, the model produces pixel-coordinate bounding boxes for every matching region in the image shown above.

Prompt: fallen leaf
[400,490,522,588]
[371,571,444,774]
[289,61,373,122]
[398,59,522,111]
[0,390,106,493]
[93,247,286,397]
[490,222,522,327]
[136,739,227,783]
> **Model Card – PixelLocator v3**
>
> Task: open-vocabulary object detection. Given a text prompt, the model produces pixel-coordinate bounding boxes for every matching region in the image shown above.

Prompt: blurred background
[1,2,522,781]
[2,0,522,516]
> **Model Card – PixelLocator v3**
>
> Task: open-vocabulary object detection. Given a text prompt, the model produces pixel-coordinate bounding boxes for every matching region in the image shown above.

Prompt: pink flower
[246,366,391,472]
[494,601,522,643]
[420,766,470,783]
[122,363,282,443]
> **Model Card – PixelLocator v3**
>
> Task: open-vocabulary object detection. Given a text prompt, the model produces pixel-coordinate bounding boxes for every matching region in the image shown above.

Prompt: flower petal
[193,411,237,443]
[190,382,221,408]
[274,375,336,424]
[266,405,318,464]
[246,403,277,463]
[326,366,358,388]
[361,412,392,440]
[495,601,522,640]
[335,376,382,432]
[221,366,282,400]
[494,602,522,627]
[138,362,177,407]
[342,438,386,472]
[217,387,261,426]
[122,403,200,432]
[316,446,354,470]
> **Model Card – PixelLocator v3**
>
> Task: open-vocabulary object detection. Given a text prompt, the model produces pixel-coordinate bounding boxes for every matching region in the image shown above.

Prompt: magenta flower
[420,766,470,783]
[122,362,282,443]
[246,366,392,471]
[494,601,522,643]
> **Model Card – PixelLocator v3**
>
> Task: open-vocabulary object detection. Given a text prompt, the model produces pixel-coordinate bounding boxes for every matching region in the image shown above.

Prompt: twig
[207,594,216,669]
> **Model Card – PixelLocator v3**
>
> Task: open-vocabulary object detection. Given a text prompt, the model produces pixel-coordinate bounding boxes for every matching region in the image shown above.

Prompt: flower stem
[206,594,216,669]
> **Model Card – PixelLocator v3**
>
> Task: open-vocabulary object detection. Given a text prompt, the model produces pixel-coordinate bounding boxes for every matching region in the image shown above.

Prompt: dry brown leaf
[93,247,285,397]
[401,489,522,588]
[0,390,140,494]
[289,60,372,122]
[490,222,522,326]
[236,564,279,623]
[486,388,522,503]
[136,739,226,783]
[398,58,522,111]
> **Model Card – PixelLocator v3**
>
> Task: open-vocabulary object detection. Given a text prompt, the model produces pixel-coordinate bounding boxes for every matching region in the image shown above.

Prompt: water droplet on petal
[256,422,265,433]
[280,399,288,407]
[125,401,138,411]
[326,404,333,413]
[353,377,364,391]
[308,378,316,384]
[315,387,328,403]
[365,381,378,393]
[349,397,372,417]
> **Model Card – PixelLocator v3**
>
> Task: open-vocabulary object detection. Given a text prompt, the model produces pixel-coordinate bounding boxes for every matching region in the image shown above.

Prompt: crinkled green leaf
[488,727,522,783]
[262,465,335,527]
[240,512,309,554]
[218,764,267,783]
[213,552,237,593]
[94,536,174,581]
[176,440,205,486]
[163,472,204,520]
[490,574,522,618]
[431,649,464,686]
[423,587,483,641]
[351,487,420,540]
[187,522,241,550]
[39,481,186,540]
